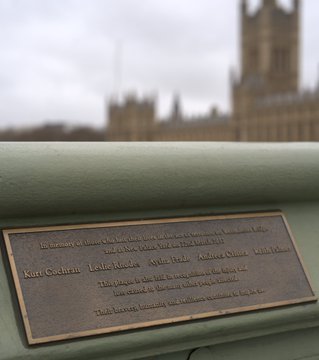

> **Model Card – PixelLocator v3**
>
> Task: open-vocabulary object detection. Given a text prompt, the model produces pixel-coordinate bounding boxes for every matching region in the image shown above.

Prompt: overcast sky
[0,0,318,129]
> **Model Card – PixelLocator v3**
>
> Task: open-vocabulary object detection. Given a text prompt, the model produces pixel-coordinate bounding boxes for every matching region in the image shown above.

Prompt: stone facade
[106,0,319,142]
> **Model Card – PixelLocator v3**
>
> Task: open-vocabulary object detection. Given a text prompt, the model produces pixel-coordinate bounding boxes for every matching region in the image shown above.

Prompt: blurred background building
[107,0,319,142]
[1,0,318,142]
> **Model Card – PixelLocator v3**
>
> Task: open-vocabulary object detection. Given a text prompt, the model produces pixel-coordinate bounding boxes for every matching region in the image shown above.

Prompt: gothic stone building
[106,0,319,142]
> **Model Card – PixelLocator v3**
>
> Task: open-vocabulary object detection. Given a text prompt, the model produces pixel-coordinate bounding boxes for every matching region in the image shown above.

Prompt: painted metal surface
[0,143,319,220]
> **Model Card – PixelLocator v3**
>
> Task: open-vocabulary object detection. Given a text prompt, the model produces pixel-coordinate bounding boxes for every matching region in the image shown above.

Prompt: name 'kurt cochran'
[23,266,81,279]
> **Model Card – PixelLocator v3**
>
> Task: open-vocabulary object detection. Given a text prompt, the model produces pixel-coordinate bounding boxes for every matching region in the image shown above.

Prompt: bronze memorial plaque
[3,212,316,344]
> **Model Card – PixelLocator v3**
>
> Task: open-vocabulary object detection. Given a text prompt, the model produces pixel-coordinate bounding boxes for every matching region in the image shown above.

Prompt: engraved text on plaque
[3,212,316,344]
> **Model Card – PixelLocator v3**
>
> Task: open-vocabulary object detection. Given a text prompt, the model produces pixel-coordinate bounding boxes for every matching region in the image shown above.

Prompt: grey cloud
[0,0,318,128]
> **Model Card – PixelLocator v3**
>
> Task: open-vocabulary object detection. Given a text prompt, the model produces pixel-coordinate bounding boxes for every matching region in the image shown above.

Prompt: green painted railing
[0,143,319,360]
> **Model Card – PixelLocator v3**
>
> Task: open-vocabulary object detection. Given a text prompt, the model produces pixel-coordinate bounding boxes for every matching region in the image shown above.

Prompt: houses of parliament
[107,0,319,142]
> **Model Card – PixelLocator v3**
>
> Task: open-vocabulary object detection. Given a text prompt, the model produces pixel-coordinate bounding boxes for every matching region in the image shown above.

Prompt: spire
[241,0,247,14]
[171,94,182,123]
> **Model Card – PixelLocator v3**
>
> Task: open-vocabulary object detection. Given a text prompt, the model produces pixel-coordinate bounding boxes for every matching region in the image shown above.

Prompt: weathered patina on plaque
[3,212,316,345]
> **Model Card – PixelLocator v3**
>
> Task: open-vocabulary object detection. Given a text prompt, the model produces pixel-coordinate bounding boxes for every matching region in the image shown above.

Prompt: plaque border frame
[3,211,317,345]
